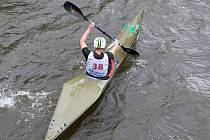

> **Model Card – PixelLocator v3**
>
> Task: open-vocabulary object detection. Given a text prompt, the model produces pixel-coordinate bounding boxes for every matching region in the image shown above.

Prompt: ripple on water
[1,0,210,139]
[187,75,210,96]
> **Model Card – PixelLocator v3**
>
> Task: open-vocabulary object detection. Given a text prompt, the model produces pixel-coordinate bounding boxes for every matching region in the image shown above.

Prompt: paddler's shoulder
[82,47,91,60]
[105,51,114,59]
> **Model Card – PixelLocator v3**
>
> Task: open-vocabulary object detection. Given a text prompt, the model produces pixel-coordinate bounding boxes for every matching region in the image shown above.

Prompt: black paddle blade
[121,46,139,55]
[64,1,87,20]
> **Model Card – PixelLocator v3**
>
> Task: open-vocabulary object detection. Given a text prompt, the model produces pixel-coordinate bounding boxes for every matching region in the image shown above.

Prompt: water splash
[15,90,54,119]
[0,89,16,108]
[0,74,17,108]
[0,89,53,109]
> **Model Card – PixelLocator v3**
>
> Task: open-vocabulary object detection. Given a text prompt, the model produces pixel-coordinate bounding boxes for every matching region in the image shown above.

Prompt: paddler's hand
[110,39,120,54]
[87,22,95,31]
[114,39,120,46]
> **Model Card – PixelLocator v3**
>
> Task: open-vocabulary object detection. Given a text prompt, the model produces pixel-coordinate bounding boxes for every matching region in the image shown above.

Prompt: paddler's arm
[110,39,120,54]
[80,22,95,49]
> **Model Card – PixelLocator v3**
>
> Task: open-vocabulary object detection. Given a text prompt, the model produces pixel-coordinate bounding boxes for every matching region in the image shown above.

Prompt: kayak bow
[45,10,144,140]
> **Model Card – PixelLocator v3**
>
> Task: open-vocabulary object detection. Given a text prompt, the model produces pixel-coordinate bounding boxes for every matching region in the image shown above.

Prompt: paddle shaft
[83,17,115,42]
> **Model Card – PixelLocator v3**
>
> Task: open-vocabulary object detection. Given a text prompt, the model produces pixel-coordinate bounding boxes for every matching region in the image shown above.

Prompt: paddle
[63,1,139,56]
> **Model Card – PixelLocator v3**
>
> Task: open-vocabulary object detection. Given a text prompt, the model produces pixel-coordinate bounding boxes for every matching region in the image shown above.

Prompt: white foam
[0,96,15,108]
[0,90,52,109]
[0,89,16,108]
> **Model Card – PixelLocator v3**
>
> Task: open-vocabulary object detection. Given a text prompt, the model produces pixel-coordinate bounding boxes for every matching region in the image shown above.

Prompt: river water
[0,0,210,140]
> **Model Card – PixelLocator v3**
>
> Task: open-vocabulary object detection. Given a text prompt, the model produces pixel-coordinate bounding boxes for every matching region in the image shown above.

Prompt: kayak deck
[45,75,106,139]
[45,10,144,140]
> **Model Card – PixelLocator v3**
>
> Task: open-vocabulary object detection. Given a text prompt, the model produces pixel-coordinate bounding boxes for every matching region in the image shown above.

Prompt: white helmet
[94,37,106,49]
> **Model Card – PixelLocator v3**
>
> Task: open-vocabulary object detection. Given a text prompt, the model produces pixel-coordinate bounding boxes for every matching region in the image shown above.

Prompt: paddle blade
[64,1,87,20]
[121,46,139,55]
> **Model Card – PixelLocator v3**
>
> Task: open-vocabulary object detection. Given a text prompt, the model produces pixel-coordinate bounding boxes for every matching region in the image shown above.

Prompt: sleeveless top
[86,52,109,78]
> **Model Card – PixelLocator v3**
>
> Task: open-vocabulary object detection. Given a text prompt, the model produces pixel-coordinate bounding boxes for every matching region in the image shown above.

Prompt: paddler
[80,22,119,80]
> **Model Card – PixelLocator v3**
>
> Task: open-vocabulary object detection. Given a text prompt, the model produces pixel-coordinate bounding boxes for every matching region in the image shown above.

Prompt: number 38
[93,63,104,70]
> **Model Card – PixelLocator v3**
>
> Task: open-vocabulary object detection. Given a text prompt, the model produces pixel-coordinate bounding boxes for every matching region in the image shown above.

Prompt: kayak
[44,10,144,140]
